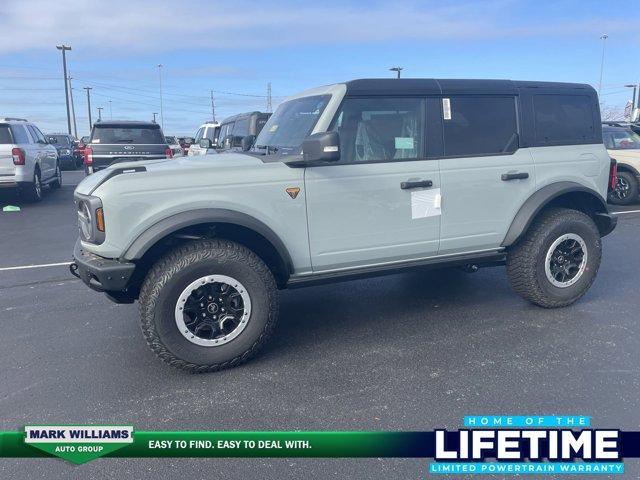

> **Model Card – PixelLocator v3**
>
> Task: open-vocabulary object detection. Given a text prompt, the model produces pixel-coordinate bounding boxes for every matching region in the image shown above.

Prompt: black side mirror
[199,138,212,149]
[241,135,256,151]
[302,131,340,163]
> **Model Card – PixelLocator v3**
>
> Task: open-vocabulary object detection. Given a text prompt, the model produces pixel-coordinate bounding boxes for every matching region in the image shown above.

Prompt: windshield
[46,135,70,145]
[604,129,640,149]
[254,95,330,154]
[91,125,164,144]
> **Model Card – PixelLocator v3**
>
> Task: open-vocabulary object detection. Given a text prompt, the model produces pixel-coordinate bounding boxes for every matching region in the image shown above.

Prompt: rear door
[437,95,536,255]
[305,96,441,271]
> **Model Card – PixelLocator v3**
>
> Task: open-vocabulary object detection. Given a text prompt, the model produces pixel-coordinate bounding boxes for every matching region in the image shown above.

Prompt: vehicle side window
[330,97,425,163]
[442,96,518,157]
[204,127,217,141]
[25,125,39,143]
[10,125,30,144]
[233,117,250,137]
[194,127,204,142]
[533,94,595,144]
[31,125,47,143]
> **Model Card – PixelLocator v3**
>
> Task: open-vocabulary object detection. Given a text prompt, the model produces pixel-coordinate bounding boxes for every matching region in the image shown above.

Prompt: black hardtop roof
[220,111,269,124]
[602,124,635,132]
[94,120,160,127]
[344,78,595,96]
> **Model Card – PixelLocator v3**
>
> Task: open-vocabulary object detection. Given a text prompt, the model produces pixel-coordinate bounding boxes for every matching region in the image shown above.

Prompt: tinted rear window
[533,95,595,144]
[92,125,164,144]
[0,125,12,144]
[443,96,518,157]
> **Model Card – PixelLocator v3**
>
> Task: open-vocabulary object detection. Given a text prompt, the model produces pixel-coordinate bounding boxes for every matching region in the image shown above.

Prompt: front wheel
[506,208,601,308]
[608,170,639,205]
[138,239,278,373]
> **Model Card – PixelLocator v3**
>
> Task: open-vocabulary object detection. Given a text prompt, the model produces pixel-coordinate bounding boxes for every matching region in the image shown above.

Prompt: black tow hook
[69,263,80,279]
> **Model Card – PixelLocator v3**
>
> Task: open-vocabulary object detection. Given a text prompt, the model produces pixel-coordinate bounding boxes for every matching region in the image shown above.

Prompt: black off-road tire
[608,170,638,205]
[22,168,43,202]
[50,164,62,189]
[506,208,601,308]
[138,239,278,373]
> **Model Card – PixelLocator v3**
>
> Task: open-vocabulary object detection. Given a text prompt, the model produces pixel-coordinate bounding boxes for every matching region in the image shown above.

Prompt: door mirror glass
[199,138,212,149]
[301,131,340,163]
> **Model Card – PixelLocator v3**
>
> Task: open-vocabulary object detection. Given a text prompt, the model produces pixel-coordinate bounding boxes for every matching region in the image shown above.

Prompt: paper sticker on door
[411,188,441,219]
[395,137,414,149]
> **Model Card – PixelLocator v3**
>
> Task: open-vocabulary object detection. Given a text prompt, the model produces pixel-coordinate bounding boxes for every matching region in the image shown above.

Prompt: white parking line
[0,261,72,272]
[612,209,640,215]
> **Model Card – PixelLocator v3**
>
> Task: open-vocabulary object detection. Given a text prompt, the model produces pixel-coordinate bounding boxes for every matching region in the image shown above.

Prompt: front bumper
[70,239,136,293]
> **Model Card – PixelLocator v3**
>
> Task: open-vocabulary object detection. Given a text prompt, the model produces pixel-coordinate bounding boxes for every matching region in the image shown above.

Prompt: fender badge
[286,187,300,199]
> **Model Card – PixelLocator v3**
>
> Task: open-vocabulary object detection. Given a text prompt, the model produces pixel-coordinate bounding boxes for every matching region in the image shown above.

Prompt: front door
[304,96,441,272]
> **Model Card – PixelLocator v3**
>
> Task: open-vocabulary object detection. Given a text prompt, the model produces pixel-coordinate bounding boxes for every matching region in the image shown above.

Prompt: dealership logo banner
[0,416,637,471]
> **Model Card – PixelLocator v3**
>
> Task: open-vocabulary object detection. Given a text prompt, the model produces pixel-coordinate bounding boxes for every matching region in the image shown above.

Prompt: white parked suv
[188,121,219,156]
[0,118,61,201]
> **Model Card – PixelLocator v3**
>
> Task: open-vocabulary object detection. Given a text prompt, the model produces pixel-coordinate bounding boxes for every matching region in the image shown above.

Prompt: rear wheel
[22,169,43,202]
[608,170,638,205]
[138,239,278,373]
[506,208,601,308]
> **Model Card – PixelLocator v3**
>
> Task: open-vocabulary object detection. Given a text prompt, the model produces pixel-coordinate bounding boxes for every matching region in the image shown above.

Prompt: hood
[609,149,640,160]
[74,152,268,196]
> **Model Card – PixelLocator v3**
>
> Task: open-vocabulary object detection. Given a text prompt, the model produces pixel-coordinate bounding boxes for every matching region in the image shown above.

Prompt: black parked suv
[45,133,79,170]
[84,121,171,174]
[200,111,271,152]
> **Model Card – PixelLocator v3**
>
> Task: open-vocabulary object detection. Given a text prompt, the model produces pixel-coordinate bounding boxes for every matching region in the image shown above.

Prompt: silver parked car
[0,118,61,201]
[71,79,617,372]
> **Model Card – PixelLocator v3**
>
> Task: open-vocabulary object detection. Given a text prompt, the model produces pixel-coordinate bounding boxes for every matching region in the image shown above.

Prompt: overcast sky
[0,0,639,136]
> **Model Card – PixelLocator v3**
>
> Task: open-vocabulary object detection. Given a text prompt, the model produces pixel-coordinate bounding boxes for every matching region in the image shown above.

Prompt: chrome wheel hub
[175,275,251,347]
[544,233,588,288]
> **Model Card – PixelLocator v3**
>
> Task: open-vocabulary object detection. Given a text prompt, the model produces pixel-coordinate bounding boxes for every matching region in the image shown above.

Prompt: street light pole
[68,76,78,138]
[108,100,112,119]
[97,107,103,121]
[56,44,72,135]
[389,66,403,79]
[84,87,93,131]
[158,64,164,129]
[598,34,608,99]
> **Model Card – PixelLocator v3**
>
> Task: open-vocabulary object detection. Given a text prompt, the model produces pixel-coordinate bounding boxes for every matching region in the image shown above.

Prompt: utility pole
[158,64,164,129]
[84,87,93,131]
[68,76,78,138]
[390,66,403,79]
[108,100,112,119]
[56,44,72,135]
[97,107,103,121]
[210,90,216,122]
[152,112,158,123]
[598,34,608,99]
[266,82,272,113]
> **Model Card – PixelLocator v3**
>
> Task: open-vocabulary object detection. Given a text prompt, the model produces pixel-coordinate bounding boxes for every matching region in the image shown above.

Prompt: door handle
[501,172,529,181]
[400,180,433,190]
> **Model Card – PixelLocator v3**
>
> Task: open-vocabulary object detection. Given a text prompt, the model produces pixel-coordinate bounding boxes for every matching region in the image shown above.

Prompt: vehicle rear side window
[533,94,595,144]
[11,125,30,144]
[0,125,12,144]
[443,96,518,157]
[204,127,218,142]
[194,127,204,142]
[330,97,425,163]
[92,125,164,144]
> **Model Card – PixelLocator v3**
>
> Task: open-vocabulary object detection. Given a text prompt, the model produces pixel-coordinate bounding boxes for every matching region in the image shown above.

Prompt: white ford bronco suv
[71,79,617,372]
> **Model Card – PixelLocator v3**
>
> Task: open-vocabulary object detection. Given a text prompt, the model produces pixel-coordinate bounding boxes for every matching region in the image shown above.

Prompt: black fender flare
[613,159,640,177]
[501,182,612,246]
[122,208,293,273]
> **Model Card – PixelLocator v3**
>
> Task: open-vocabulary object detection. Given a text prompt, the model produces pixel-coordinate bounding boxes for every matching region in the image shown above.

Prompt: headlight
[76,195,105,244]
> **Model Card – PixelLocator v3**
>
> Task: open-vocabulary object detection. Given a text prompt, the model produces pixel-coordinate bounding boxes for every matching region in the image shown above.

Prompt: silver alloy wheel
[174,275,251,347]
[544,233,588,288]
[34,173,42,198]
[612,176,630,200]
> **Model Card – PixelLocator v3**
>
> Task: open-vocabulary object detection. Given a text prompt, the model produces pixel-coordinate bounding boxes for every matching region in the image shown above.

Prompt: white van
[188,121,219,156]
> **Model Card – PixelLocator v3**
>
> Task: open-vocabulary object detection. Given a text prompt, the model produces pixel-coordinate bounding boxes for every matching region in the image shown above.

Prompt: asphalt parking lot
[1,171,639,479]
